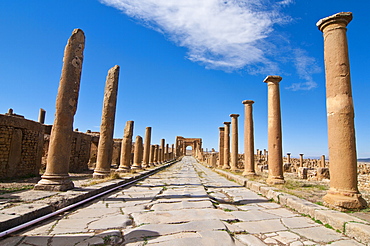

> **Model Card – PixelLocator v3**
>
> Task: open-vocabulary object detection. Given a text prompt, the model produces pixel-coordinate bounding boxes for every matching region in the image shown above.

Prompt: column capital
[219,127,225,131]
[242,100,254,105]
[230,114,240,118]
[263,75,282,84]
[223,122,231,125]
[317,12,352,32]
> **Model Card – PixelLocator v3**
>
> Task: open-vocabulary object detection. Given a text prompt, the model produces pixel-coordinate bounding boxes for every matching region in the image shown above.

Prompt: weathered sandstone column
[321,155,326,168]
[264,75,284,184]
[155,145,160,165]
[165,144,169,162]
[242,100,256,176]
[218,127,225,168]
[35,29,85,191]
[93,65,120,178]
[287,153,291,164]
[38,108,46,124]
[149,145,155,166]
[160,139,165,163]
[117,121,134,172]
[131,136,143,170]
[171,144,175,160]
[222,122,231,169]
[142,127,152,168]
[299,154,304,168]
[230,114,239,172]
[317,12,366,208]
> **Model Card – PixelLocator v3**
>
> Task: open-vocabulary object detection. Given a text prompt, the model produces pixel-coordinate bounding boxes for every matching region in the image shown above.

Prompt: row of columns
[34,29,176,191]
[214,12,366,209]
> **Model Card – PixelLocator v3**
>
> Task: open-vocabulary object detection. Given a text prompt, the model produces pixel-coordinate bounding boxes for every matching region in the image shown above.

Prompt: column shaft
[222,122,231,169]
[218,127,225,168]
[117,121,134,172]
[242,100,256,176]
[230,114,239,171]
[142,127,152,168]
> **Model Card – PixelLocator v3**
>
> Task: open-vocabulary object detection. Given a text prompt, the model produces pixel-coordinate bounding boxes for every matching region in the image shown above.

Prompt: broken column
[160,139,165,163]
[222,122,231,169]
[131,136,143,170]
[264,75,284,185]
[38,108,46,124]
[116,121,134,172]
[93,65,120,178]
[218,127,225,168]
[149,145,155,166]
[317,12,366,209]
[242,100,256,176]
[142,127,152,168]
[230,114,239,171]
[299,153,304,168]
[35,29,85,191]
[320,155,326,168]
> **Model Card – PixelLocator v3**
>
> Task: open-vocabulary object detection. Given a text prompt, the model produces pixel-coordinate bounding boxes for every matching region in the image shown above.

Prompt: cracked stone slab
[124,219,227,243]
[131,208,236,225]
[51,217,96,234]
[235,219,287,233]
[281,216,318,229]
[291,226,343,243]
[263,208,299,218]
[230,210,280,222]
[151,200,213,211]
[87,214,132,230]
[271,231,301,244]
[235,234,267,246]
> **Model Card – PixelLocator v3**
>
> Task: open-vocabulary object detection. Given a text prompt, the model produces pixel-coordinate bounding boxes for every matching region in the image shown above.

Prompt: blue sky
[0,0,369,158]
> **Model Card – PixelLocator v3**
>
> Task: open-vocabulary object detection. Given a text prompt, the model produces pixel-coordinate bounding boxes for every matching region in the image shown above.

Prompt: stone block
[314,209,367,232]
[344,222,370,245]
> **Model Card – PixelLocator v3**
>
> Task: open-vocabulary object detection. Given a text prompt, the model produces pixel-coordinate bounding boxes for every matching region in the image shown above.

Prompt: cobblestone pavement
[1,156,365,245]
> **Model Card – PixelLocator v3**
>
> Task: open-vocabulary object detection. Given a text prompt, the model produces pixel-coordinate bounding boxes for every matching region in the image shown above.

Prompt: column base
[222,164,230,169]
[116,167,131,173]
[131,165,143,170]
[323,188,367,210]
[93,169,111,179]
[242,171,256,177]
[34,174,74,191]
[266,176,285,185]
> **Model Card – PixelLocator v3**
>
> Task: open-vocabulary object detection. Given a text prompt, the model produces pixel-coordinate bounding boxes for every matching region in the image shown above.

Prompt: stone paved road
[1,156,365,245]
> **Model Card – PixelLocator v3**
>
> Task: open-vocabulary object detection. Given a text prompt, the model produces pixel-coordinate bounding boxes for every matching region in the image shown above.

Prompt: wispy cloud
[285,48,321,91]
[100,0,320,91]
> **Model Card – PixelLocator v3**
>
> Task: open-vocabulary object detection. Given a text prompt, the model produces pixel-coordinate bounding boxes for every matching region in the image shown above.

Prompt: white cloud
[285,48,321,91]
[100,0,319,91]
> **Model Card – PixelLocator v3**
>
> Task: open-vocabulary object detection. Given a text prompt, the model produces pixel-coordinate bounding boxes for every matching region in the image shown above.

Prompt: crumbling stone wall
[0,114,44,179]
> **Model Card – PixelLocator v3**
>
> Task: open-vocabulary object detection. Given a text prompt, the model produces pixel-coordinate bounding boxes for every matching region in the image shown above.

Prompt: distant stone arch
[175,136,202,159]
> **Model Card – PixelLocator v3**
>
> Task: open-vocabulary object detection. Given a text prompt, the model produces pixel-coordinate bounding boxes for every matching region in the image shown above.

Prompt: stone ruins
[0,12,368,210]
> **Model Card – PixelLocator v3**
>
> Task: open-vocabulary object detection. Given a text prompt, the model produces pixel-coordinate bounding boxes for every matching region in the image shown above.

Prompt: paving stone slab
[87,214,132,230]
[345,222,370,245]
[281,216,318,229]
[263,208,299,218]
[235,234,267,246]
[231,210,280,221]
[271,231,301,244]
[291,226,343,243]
[151,200,213,211]
[314,209,368,232]
[235,219,287,233]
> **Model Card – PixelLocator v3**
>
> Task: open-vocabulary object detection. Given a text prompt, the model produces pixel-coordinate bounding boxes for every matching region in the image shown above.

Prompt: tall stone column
[155,145,160,165]
[142,127,152,168]
[149,145,155,166]
[264,75,284,185]
[218,127,225,168]
[317,12,366,209]
[171,144,175,160]
[93,65,120,178]
[160,139,165,163]
[38,108,46,124]
[117,121,134,172]
[222,122,231,169]
[131,136,143,170]
[242,100,256,176]
[299,154,304,168]
[165,144,169,162]
[34,29,85,191]
[286,153,291,164]
[230,114,239,171]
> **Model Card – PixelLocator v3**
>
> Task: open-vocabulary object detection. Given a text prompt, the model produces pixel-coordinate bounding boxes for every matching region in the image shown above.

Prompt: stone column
[149,145,154,166]
[155,145,160,165]
[218,127,225,168]
[165,144,169,162]
[299,154,304,168]
[317,12,366,208]
[160,139,165,163]
[287,153,291,164]
[230,114,239,172]
[242,100,256,176]
[93,65,120,178]
[131,136,143,170]
[34,29,85,191]
[117,121,134,172]
[264,75,284,185]
[222,122,231,169]
[320,155,326,168]
[171,144,175,160]
[142,127,152,168]
[38,108,46,124]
